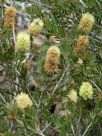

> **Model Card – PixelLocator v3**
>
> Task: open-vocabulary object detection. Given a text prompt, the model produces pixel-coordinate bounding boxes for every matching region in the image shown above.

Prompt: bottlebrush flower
[75,35,89,51]
[5,7,17,17]
[67,89,78,103]
[28,18,44,36]
[15,32,31,52]
[4,17,16,27]
[79,82,93,100]
[79,13,95,33]
[15,92,33,109]
[44,46,60,73]
[4,7,17,27]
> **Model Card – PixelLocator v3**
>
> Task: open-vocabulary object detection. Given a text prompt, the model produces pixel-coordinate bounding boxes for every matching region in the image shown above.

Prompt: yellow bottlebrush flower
[79,82,93,100]
[75,35,89,51]
[15,32,31,52]
[4,7,17,27]
[28,18,44,36]
[44,46,61,73]
[79,13,95,33]
[67,89,78,103]
[15,92,33,109]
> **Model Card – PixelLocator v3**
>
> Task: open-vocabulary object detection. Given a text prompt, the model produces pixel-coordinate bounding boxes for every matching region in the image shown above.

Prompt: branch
[82,121,93,136]
[52,69,67,95]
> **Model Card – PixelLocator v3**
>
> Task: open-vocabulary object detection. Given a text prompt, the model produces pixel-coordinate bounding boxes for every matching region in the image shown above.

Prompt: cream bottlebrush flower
[79,13,95,33]
[44,46,61,73]
[15,32,31,52]
[75,35,89,51]
[15,92,33,109]
[79,82,93,100]
[28,18,44,36]
[67,89,78,103]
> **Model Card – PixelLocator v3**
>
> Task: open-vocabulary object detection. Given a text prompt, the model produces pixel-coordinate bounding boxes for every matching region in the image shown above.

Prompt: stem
[1,3,4,18]
[52,69,67,95]
[12,26,16,45]
[82,121,93,136]
[91,80,102,92]
[71,123,76,136]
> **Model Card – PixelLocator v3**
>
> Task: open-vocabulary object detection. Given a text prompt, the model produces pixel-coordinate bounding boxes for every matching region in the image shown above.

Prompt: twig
[90,80,102,92]
[52,69,67,95]
[89,35,102,44]
[42,123,51,133]
[12,26,16,45]
[71,123,76,136]
[1,3,4,18]
[80,0,87,8]
[82,113,95,136]
[35,122,46,136]
[95,23,102,29]
[27,89,38,107]
[82,121,93,136]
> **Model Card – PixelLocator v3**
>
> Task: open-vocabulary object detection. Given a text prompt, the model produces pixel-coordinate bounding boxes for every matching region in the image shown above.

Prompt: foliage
[0,0,102,136]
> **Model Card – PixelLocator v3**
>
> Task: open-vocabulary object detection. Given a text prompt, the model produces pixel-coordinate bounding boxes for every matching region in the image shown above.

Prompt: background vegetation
[0,0,102,136]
